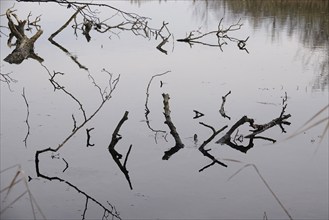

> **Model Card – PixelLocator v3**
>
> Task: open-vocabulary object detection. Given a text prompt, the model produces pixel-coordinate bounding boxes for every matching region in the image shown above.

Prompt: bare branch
[108,111,133,190]
[162,93,185,160]
[22,88,30,148]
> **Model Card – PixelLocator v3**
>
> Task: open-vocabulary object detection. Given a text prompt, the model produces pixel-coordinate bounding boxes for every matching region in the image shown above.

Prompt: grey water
[0,1,328,219]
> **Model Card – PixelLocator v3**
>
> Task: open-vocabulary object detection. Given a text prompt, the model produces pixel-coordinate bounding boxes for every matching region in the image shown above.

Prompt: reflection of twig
[34,66,121,218]
[162,94,184,160]
[193,110,205,119]
[35,149,121,219]
[108,111,133,190]
[22,88,30,148]
[82,197,88,220]
[198,122,228,171]
[177,18,249,52]
[49,71,87,121]
[219,90,231,120]
[86,127,95,147]
[156,22,172,54]
[0,70,17,91]
[228,163,293,220]
[72,114,77,132]
[48,6,88,70]
[145,71,170,140]
[62,158,69,173]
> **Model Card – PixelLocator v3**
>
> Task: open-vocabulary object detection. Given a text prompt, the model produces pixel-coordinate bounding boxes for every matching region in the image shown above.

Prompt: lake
[0,0,328,219]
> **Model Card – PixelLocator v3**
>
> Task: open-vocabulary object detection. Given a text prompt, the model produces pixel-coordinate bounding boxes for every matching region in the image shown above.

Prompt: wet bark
[4,9,43,64]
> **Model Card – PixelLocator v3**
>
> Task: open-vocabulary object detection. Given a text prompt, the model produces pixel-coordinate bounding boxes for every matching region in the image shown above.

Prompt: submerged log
[4,9,43,64]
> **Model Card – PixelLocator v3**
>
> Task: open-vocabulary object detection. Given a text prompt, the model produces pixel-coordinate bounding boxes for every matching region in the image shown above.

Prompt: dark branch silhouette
[162,94,185,160]
[198,122,228,172]
[33,67,121,218]
[86,128,95,147]
[193,110,205,119]
[48,6,88,70]
[216,95,291,153]
[107,111,133,190]
[35,148,121,220]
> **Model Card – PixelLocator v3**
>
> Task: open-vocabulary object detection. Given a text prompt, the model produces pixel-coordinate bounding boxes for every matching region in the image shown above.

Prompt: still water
[1,0,328,219]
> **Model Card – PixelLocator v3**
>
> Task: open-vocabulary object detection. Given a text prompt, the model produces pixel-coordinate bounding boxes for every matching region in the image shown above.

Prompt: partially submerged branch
[107,111,133,190]
[4,9,43,64]
[198,122,228,171]
[216,96,291,152]
[162,93,185,160]
[177,18,249,52]
[48,6,88,70]
[34,67,121,217]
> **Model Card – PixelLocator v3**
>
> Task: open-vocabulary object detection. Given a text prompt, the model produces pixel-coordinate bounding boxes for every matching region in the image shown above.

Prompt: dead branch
[219,90,231,120]
[145,71,170,141]
[33,67,121,217]
[162,93,185,160]
[107,111,133,190]
[177,18,249,52]
[198,122,228,171]
[4,9,43,64]
[35,149,121,219]
[156,22,172,54]
[0,70,17,91]
[49,71,87,121]
[48,6,88,70]
[216,96,291,153]
[22,88,30,148]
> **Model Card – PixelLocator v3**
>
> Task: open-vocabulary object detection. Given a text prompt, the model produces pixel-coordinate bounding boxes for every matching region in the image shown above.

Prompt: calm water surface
[0,1,328,219]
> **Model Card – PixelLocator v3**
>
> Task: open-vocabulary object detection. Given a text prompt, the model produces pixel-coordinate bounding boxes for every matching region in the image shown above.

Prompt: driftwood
[4,9,43,64]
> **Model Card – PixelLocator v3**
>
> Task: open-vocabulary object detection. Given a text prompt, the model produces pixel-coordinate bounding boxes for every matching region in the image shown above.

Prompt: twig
[22,88,30,148]
[86,127,95,147]
[35,149,121,219]
[144,71,170,140]
[219,91,231,120]
[62,158,69,173]
[193,110,205,119]
[0,71,17,91]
